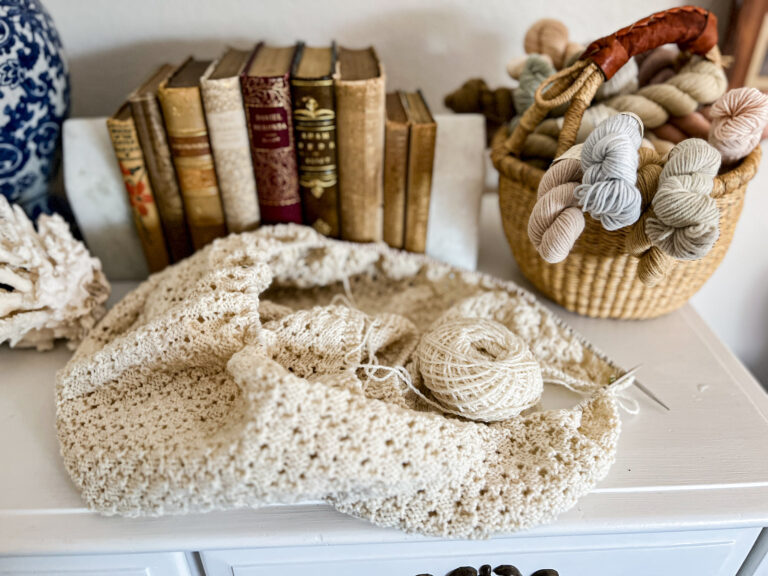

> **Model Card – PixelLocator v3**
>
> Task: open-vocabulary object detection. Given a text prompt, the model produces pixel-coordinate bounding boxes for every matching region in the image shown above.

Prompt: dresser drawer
[0,552,193,576]
[201,528,759,576]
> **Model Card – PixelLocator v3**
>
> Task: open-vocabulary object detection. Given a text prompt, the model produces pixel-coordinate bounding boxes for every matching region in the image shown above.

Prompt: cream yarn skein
[646,138,722,261]
[605,57,727,128]
[528,145,584,263]
[416,318,543,422]
[575,112,644,231]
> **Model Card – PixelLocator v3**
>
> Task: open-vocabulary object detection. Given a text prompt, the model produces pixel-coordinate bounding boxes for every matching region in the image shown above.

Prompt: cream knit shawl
[57,225,628,538]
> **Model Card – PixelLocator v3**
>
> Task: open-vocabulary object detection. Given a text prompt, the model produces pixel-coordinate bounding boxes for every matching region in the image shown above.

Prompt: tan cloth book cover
[334,46,385,242]
[402,90,437,254]
[200,49,261,233]
[383,92,409,249]
[106,103,171,272]
[158,58,228,250]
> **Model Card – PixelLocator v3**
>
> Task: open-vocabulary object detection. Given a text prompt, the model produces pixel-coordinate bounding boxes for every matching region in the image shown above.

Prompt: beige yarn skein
[416,318,543,422]
[606,57,727,128]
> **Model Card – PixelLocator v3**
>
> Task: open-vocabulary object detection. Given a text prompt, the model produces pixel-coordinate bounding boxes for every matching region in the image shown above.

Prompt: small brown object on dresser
[241,43,302,225]
[158,58,228,250]
[291,42,340,237]
[129,64,194,262]
[401,90,437,254]
[334,46,386,242]
[106,103,171,272]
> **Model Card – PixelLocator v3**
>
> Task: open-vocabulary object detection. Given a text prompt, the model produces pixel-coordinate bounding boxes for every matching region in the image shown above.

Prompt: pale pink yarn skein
[708,87,768,165]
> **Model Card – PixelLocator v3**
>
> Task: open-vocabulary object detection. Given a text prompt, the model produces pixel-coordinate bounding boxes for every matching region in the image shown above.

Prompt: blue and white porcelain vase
[0,0,69,218]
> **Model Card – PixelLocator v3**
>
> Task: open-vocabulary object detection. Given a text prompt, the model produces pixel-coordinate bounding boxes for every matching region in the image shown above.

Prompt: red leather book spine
[240,73,302,224]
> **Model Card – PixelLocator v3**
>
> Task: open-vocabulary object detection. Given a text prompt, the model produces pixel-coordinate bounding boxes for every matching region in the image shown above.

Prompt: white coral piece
[0,197,110,350]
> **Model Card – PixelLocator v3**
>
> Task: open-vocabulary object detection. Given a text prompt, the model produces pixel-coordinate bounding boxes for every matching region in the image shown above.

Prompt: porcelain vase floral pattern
[0,0,69,217]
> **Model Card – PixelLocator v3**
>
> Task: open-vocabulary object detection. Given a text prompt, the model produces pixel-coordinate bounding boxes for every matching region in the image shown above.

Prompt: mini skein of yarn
[574,112,644,230]
[514,54,557,116]
[645,138,722,261]
[523,18,583,70]
[416,318,543,422]
[528,145,584,263]
[708,87,768,165]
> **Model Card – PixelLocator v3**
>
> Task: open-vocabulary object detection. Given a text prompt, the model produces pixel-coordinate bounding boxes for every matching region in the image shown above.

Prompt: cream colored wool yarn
[416,317,543,422]
[646,138,722,260]
[708,87,768,165]
[528,145,584,263]
[605,57,727,128]
[575,113,644,231]
[57,225,631,539]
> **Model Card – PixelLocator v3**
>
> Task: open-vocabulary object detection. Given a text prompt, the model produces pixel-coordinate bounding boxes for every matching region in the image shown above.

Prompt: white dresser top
[2,194,768,556]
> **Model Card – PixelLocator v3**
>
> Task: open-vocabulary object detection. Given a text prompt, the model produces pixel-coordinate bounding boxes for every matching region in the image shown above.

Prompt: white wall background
[44,0,768,386]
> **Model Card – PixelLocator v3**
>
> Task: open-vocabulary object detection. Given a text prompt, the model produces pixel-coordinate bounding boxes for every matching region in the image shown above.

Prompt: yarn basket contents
[492,6,763,319]
[416,317,543,422]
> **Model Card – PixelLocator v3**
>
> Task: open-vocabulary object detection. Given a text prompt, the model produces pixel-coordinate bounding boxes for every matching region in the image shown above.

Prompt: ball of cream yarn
[416,318,543,422]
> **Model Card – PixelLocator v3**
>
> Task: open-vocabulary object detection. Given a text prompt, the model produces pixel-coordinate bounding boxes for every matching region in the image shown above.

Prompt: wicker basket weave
[491,7,762,320]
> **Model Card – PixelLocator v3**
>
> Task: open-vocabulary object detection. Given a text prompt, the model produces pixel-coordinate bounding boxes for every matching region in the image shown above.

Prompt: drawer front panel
[0,552,192,576]
[202,528,759,576]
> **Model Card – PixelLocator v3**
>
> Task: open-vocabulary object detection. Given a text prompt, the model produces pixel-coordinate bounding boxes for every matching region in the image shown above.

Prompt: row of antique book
[107,42,437,272]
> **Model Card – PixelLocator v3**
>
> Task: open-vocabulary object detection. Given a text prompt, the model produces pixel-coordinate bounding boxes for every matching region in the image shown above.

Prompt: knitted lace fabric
[57,225,626,538]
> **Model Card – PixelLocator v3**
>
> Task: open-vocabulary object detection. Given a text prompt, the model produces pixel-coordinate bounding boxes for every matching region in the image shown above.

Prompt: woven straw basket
[491,7,761,319]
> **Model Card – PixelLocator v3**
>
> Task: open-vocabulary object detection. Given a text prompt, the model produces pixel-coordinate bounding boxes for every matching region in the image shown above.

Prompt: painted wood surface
[1,194,767,559]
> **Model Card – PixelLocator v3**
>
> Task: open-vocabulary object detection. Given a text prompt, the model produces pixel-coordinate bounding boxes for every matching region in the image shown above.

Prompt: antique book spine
[404,120,437,253]
[382,113,409,249]
[106,115,171,273]
[200,72,261,233]
[240,74,302,224]
[158,84,228,250]
[129,91,194,262]
[335,69,386,242]
[291,77,339,237]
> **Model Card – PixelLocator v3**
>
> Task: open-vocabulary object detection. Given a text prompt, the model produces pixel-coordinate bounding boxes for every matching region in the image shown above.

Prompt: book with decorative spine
[401,90,437,253]
[106,103,170,272]
[382,92,409,249]
[128,63,193,262]
[334,46,386,242]
[200,49,261,233]
[240,43,302,224]
[158,58,228,250]
[290,42,339,237]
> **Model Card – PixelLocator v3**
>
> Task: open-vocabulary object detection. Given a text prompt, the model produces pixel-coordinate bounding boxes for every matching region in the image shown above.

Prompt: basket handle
[503,6,718,159]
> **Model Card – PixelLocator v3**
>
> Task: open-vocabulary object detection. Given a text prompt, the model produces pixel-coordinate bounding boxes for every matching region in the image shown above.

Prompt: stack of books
[107,43,437,273]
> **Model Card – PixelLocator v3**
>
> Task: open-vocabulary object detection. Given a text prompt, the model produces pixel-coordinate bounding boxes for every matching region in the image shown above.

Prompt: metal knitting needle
[634,381,670,411]
[611,365,670,411]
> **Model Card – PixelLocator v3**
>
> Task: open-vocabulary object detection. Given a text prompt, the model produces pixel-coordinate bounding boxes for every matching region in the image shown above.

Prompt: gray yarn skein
[574,112,644,231]
[646,138,722,260]
[514,54,557,115]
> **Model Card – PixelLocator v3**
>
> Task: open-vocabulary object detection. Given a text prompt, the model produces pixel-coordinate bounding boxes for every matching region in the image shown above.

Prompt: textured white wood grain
[1,195,768,557]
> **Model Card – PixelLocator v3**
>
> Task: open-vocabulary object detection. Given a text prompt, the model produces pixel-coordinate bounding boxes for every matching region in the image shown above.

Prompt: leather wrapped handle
[582,6,718,80]
[504,6,720,158]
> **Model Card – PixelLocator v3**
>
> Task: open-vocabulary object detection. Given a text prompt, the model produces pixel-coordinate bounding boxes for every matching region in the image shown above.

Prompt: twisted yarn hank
[606,57,727,128]
[646,138,722,262]
[416,317,543,422]
[528,145,584,263]
[574,112,644,230]
[708,87,768,165]
[514,54,558,115]
[523,18,583,70]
